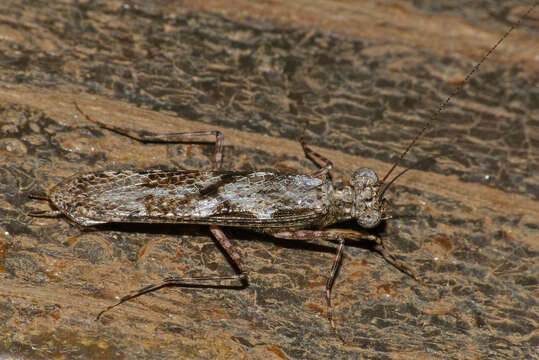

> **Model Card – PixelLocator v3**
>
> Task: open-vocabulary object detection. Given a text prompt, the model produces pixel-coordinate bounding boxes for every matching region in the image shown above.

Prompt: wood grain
[0,1,537,359]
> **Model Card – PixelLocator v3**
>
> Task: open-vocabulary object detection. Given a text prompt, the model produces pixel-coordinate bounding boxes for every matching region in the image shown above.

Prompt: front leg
[271,230,348,341]
[271,229,418,342]
[299,128,333,178]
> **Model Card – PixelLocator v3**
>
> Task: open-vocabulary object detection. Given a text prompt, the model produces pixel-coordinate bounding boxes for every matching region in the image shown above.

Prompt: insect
[29,4,536,341]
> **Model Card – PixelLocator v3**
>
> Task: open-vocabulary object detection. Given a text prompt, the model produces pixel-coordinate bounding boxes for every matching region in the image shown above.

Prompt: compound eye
[358,210,382,228]
[352,168,378,184]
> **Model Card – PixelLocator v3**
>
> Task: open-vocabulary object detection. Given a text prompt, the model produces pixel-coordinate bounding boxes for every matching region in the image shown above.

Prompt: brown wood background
[0,1,537,359]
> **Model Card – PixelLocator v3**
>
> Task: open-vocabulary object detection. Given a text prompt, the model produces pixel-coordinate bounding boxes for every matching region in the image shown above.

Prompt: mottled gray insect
[32,104,407,337]
[29,4,535,341]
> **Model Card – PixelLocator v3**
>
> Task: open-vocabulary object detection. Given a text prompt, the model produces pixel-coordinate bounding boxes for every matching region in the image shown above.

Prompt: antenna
[379,3,537,192]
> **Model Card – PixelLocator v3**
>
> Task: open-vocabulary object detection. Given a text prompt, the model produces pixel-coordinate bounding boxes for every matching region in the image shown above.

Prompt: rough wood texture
[0,1,537,359]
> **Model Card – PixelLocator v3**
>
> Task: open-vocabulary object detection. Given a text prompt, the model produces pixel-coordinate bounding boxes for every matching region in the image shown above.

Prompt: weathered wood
[0,1,536,358]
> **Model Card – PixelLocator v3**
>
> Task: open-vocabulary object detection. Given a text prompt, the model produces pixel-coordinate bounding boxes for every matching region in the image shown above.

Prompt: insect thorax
[349,168,383,229]
[325,167,383,229]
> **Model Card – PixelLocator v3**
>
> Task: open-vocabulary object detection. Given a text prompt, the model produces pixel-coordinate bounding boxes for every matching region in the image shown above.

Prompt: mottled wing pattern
[49,170,332,229]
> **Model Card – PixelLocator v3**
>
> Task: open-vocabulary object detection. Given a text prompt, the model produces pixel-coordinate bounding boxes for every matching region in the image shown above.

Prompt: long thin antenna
[380,3,537,186]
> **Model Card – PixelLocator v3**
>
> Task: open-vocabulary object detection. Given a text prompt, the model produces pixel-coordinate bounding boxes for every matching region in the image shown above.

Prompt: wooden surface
[0,1,537,359]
